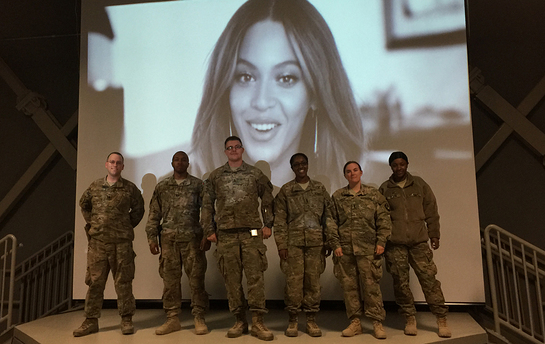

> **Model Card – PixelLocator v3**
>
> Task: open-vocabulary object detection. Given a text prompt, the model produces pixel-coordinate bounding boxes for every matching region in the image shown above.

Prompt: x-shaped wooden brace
[469,67,545,172]
[0,57,78,224]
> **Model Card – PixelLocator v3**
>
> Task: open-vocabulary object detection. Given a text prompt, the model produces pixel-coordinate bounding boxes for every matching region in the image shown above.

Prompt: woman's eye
[278,74,298,86]
[235,73,254,83]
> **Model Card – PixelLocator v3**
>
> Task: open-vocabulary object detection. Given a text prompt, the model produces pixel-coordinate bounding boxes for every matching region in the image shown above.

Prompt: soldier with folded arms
[74,152,144,337]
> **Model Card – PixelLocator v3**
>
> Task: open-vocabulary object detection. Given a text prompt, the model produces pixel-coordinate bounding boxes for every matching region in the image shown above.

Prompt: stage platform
[11,308,487,344]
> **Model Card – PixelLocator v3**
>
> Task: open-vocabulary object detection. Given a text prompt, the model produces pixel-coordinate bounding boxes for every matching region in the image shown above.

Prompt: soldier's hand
[200,236,212,251]
[149,243,160,255]
[278,249,288,260]
[431,237,440,250]
[334,247,343,257]
[262,226,272,239]
[207,233,217,243]
[375,245,385,255]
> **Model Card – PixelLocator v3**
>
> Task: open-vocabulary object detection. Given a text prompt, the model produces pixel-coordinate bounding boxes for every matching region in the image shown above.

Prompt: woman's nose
[251,80,275,111]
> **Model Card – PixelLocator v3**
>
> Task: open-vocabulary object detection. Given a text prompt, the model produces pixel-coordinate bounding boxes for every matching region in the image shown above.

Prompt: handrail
[15,231,73,324]
[0,234,17,334]
[484,224,545,344]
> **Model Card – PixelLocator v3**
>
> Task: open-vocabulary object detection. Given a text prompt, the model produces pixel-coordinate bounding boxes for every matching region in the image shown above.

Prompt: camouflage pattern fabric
[201,162,274,238]
[159,237,208,316]
[80,177,145,243]
[146,175,203,244]
[280,246,325,314]
[329,185,391,255]
[84,239,136,318]
[80,176,143,319]
[273,179,336,250]
[274,179,332,314]
[330,184,391,322]
[385,242,448,317]
[214,230,268,314]
[333,253,385,321]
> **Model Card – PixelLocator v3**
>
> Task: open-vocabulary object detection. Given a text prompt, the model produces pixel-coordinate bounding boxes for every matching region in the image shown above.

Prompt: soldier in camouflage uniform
[379,151,451,338]
[145,151,209,335]
[74,152,144,337]
[329,161,391,340]
[201,136,274,341]
[274,153,336,337]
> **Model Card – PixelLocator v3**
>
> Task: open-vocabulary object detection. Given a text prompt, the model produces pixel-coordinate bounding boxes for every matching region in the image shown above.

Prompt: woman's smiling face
[229,20,311,165]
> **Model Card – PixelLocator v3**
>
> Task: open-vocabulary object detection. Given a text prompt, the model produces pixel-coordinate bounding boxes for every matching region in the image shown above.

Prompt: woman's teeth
[251,123,278,131]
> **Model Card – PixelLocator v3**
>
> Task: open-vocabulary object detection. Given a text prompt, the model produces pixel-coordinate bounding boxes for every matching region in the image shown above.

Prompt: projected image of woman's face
[229,20,311,165]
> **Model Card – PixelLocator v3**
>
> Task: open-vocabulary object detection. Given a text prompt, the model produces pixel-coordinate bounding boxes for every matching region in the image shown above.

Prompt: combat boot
[404,315,417,335]
[73,318,98,337]
[437,316,452,338]
[306,312,322,337]
[194,314,209,335]
[373,321,387,339]
[155,316,182,335]
[285,312,298,337]
[121,315,134,335]
[341,317,362,337]
[227,312,248,338]
[251,312,274,341]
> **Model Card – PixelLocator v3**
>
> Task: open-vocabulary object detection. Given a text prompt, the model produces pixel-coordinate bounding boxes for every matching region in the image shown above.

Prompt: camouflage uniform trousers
[84,238,136,318]
[333,253,386,321]
[384,242,448,317]
[214,229,268,315]
[280,246,325,314]
[159,236,209,317]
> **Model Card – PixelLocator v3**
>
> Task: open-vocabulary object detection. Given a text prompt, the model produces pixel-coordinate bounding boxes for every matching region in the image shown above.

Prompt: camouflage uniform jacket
[80,176,145,243]
[201,161,274,237]
[379,172,440,245]
[330,184,391,255]
[274,179,337,250]
[145,174,203,245]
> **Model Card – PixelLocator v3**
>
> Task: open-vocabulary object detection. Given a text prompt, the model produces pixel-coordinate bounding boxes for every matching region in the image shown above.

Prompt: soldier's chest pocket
[107,190,131,209]
[406,192,423,207]
[232,176,256,193]
[386,192,402,201]
[385,192,402,208]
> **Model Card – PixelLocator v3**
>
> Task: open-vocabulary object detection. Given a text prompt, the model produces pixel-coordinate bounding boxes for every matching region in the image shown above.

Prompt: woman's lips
[250,122,279,132]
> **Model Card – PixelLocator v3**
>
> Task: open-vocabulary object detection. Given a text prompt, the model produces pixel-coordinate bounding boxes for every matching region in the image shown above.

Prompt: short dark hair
[224,136,242,148]
[343,160,361,174]
[290,153,308,167]
[388,151,409,165]
[107,152,124,163]
[172,151,188,161]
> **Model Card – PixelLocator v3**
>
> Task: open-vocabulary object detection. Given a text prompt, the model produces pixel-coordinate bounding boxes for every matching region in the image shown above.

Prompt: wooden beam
[0,57,77,170]
[0,111,77,224]
[472,74,545,171]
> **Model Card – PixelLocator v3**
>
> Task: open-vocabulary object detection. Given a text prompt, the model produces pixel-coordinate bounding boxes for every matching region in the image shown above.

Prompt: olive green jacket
[379,172,440,245]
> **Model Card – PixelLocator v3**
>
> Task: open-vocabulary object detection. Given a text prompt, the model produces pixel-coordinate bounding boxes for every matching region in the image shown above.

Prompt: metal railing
[0,234,17,334]
[15,231,74,324]
[484,224,545,344]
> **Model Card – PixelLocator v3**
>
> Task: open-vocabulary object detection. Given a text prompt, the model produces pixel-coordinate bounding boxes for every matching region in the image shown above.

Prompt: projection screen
[76,0,485,303]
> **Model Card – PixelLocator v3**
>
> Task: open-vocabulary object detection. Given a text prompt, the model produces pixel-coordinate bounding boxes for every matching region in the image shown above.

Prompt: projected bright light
[76,0,484,303]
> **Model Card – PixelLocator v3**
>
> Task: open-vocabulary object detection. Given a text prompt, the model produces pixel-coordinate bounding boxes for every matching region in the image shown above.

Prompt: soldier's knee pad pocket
[257,246,268,272]
[214,250,227,277]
